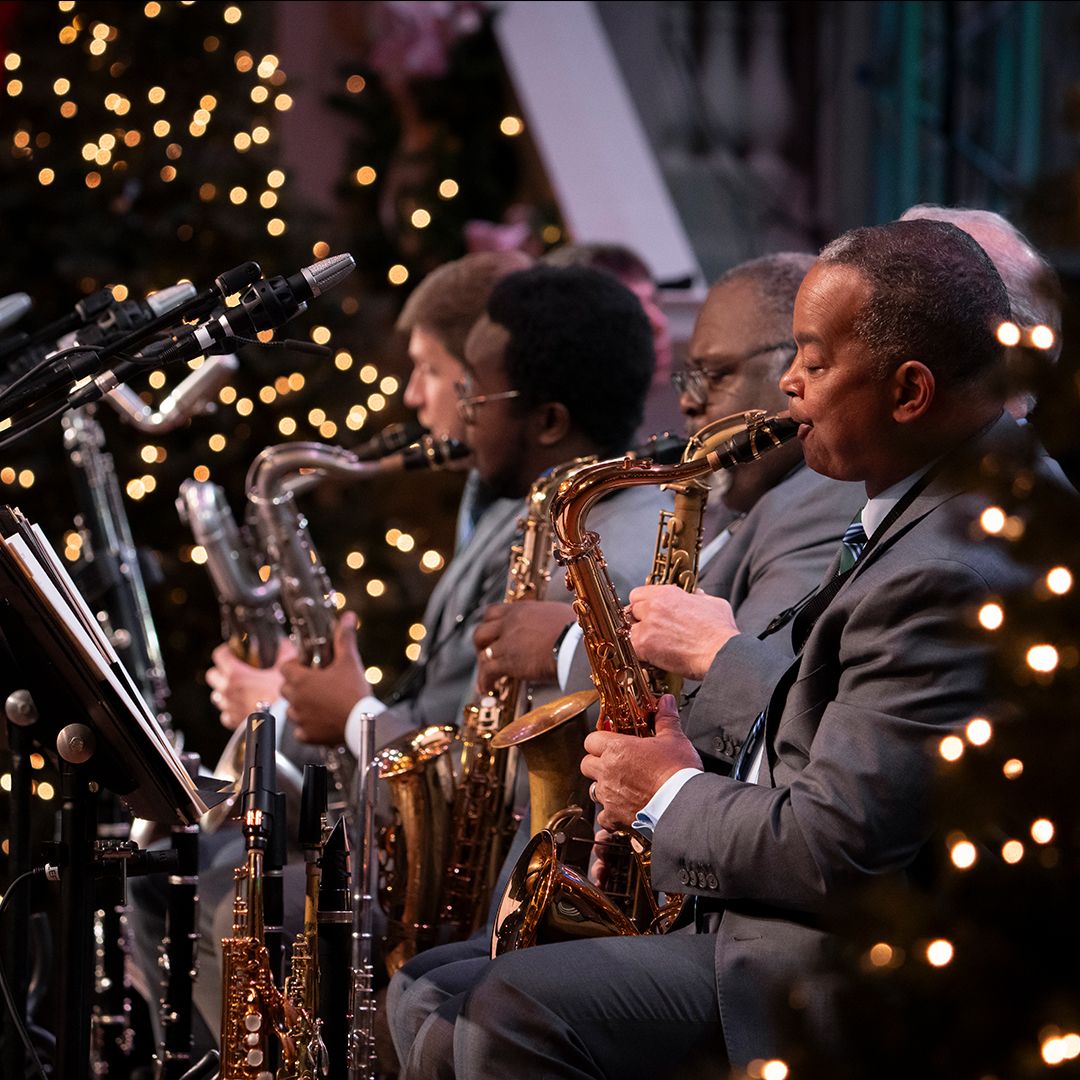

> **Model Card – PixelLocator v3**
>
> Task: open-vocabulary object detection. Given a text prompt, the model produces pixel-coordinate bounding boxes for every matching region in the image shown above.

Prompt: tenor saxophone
[438,456,598,940]
[490,411,798,955]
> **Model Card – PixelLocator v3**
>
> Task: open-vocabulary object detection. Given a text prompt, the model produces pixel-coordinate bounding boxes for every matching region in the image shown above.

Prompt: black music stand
[0,505,221,1080]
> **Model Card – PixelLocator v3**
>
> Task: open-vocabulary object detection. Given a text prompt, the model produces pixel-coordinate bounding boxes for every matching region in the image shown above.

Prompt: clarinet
[346,713,378,1080]
[318,817,352,1080]
[155,822,200,1080]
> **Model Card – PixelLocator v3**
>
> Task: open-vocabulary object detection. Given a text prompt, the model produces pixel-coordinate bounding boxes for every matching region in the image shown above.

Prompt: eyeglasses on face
[453,381,522,424]
[671,341,797,405]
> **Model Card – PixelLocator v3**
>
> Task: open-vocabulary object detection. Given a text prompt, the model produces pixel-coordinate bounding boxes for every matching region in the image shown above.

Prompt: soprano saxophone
[490,411,799,955]
[438,456,598,940]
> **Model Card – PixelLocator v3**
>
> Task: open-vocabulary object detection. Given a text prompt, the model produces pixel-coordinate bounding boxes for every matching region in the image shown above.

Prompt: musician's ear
[534,401,572,445]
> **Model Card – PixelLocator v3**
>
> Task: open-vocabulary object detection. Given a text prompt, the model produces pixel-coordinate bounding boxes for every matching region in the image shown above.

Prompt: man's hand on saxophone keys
[473,599,575,690]
[206,638,295,730]
[280,611,373,745]
[626,584,741,681]
[580,694,703,832]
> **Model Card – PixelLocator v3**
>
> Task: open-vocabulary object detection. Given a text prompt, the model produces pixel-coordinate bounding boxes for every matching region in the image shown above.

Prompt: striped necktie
[838,516,868,575]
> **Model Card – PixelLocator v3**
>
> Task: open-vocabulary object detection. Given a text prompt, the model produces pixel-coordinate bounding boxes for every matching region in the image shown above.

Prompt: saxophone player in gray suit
[406,220,1073,1078]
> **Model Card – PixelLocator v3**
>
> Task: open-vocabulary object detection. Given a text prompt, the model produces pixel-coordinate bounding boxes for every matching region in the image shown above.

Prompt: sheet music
[0,506,209,819]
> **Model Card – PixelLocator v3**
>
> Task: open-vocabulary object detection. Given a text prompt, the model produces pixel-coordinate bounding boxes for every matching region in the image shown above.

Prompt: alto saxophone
[490,411,799,955]
[438,456,598,940]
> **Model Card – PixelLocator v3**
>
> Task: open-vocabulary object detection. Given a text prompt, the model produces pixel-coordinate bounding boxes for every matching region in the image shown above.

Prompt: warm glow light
[274,94,293,111]
[939,735,964,762]
[278,416,297,436]
[965,717,992,745]
[925,939,953,967]
[208,434,226,452]
[438,178,459,199]
[977,603,1003,630]
[411,208,431,228]
[38,169,55,186]
[346,551,365,570]
[996,321,1021,347]
[311,326,331,346]
[421,550,445,572]
[229,186,248,204]
[140,445,158,464]
[308,407,327,426]
[980,506,1006,534]
[950,840,977,870]
[126,479,146,500]
[1026,644,1059,673]
[868,943,893,967]
[359,365,378,384]
[236,398,253,416]
[408,623,426,641]
[1001,840,1024,864]
[346,74,366,93]
[405,642,421,661]
[1046,567,1073,595]
[1031,818,1055,844]
[346,408,367,430]
[366,579,386,598]
[190,545,208,565]
[53,77,71,95]
[7,80,23,96]
[251,125,270,144]
[1030,324,1056,351]
[193,465,210,482]
[148,85,166,105]
[153,119,170,138]
[148,371,167,389]
[234,132,252,151]
[367,666,383,685]
[37,782,54,801]
[0,469,13,486]
[4,53,20,71]
[334,351,353,371]
[386,263,406,284]
[267,168,285,188]
[380,376,399,394]
[1003,758,1024,779]
[499,115,525,136]
[367,393,386,412]
[267,218,286,237]
[17,469,34,489]
[396,534,415,553]
[762,1062,788,1080]
[224,5,242,24]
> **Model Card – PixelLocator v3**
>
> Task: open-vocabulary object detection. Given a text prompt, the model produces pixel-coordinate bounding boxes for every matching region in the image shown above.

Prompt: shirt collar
[861,462,935,539]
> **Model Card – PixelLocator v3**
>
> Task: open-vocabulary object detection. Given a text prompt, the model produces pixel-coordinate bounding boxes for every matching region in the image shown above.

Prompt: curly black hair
[484,264,655,455]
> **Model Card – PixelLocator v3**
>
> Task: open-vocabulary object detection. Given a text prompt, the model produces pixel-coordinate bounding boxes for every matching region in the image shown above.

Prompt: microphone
[0,283,200,415]
[55,282,198,351]
[133,254,356,369]
[104,353,239,432]
[0,293,31,333]
[65,255,355,413]
[0,287,114,360]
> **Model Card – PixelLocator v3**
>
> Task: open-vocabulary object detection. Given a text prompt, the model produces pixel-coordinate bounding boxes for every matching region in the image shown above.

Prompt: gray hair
[901,204,1062,361]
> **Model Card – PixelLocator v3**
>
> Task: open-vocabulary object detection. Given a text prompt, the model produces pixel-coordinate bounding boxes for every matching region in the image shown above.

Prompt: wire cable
[0,868,49,1080]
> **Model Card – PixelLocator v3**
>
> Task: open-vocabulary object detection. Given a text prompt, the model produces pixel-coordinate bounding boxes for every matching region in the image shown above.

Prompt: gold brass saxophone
[490,411,799,955]
[438,456,598,941]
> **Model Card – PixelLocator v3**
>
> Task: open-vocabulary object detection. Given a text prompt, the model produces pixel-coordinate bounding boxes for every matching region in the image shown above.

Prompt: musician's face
[403,326,467,442]
[684,276,800,512]
[782,261,896,493]
[682,277,795,432]
[461,315,530,497]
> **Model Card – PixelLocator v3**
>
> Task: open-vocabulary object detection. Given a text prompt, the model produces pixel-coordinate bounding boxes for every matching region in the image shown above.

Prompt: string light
[939,735,964,762]
[408,623,426,641]
[346,75,366,93]
[1026,644,1059,673]
[979,506,1006,534]
[346,552,365,570]
[1001,840,1024,864]
[354,166,376,186]
[1002,758,1023,779]
[949,840,976,870]
[1031,818,1054,844]
[1046,567,1072,595]
[438,178,459,199]
[499,115,525,136]
[965,717,992,745]
[411,208,431,228]
[996,321,1021,347]
[334,351,353,371]
[925,940,954,967]
[224,5,242,24]
[1030,324,1055,351]
[366,579,386,598]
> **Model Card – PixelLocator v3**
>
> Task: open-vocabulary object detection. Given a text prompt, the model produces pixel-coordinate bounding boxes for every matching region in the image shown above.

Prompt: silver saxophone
[245,434,469,815]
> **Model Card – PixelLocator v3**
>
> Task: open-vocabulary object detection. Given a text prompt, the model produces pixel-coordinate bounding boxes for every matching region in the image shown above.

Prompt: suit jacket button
[677,868,690,886]
[706,873,718,889]
[687,870,699,887]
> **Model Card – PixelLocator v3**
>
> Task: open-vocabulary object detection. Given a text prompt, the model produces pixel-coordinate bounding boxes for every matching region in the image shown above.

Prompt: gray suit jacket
[374,492,522,747]
[686,465,865,762]
[652,415,1065,1067]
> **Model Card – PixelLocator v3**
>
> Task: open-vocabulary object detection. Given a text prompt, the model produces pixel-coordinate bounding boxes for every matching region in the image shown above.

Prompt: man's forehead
[690,276,786,361]
[794,261,872,330]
